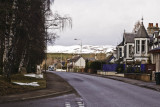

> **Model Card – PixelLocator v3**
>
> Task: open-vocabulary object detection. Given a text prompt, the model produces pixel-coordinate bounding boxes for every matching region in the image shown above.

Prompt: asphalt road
[1,71,160,107]
[54,71,160,107]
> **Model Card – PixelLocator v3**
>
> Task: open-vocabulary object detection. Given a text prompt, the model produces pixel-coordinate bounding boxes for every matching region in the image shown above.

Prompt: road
[1,71,160,107]
[54,71,160,107]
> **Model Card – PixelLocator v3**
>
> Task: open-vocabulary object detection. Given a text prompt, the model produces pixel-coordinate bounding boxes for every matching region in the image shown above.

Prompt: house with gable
[123,33,136,63]
[67,55,86,70]
[133,21,150,64]
[117,19,159,65]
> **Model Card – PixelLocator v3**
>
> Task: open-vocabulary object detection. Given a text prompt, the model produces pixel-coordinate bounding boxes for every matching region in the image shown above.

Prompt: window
[119,48,122,57]
[136,40,140,54]
[142,40,145,53]
[129,45,132,57]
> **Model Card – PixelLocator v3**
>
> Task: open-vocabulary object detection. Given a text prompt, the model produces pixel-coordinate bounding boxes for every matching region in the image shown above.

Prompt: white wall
[74,57,86,68]
[134,38,150,63]
[134,38,149,57]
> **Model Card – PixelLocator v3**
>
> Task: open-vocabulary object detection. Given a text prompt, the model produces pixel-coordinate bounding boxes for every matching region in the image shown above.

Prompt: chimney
[148,23,151,27]
[156,23,158,27]
[148,23,153,27]
[151,23,153,27]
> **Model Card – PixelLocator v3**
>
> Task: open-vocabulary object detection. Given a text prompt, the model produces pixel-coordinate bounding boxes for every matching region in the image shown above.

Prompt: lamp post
[74,38,82,69]
[74,38,82,56]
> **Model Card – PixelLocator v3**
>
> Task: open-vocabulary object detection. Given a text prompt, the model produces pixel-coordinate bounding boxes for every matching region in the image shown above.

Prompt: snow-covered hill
[47,45,116,54]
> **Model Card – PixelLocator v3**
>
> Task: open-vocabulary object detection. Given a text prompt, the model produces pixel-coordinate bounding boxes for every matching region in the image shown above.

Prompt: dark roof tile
[135,24,149,38]
[124,33,136,43]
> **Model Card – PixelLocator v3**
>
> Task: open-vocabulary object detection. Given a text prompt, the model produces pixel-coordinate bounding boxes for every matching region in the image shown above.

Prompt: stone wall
[124,73,151,82]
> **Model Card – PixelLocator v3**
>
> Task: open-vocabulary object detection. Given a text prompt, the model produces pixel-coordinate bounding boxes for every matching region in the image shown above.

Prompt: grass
[0,74,46,96]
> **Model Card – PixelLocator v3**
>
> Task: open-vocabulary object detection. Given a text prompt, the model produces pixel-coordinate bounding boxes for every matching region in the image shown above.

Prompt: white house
[117,20,159,65]
[68,56,86,69]
[133,22,150,64]
[74,57,86,68]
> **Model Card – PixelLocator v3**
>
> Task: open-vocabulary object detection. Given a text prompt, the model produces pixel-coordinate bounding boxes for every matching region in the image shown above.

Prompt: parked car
[48,65,55,71]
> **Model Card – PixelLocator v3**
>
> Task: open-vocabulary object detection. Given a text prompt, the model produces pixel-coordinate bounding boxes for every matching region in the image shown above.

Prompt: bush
[89,61,106,73]
[116,64,125,73]
[126,65,141,73]
[85,59,92,73]
[126,66,135,73]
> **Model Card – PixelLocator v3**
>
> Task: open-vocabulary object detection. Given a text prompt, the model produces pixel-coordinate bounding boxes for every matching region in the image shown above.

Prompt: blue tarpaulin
[103,64,117,71]
[103,64,146,73]
[141,64,146,73]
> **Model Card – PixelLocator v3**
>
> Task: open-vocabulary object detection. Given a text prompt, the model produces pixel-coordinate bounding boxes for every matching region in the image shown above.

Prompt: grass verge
[0,74,46,96]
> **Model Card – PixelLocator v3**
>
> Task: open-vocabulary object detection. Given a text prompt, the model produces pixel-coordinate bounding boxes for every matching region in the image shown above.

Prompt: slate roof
[70,56,84,62]
[106,55,115,63]
[135,23,149,38]
[118,41,124,46]
[124,33,136,43]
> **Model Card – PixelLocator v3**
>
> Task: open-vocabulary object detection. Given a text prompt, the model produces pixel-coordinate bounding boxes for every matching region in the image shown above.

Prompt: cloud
[51,0,160,46]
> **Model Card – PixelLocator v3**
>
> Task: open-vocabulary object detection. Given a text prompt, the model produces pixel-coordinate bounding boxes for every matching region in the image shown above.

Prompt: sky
[51,0,160,46]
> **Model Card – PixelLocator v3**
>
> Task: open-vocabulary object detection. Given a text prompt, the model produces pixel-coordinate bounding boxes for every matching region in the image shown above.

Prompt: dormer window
[142,40,145,53]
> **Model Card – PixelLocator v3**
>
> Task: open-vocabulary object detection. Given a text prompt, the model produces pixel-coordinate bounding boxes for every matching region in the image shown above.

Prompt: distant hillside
[47,45,115,53]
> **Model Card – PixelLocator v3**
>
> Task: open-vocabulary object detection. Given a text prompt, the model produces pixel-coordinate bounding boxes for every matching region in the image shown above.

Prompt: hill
[47,45,115,54]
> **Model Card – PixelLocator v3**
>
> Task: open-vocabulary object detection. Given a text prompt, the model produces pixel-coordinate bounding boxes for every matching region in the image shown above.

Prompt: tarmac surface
[55,71,160,107]
[87,73,160,92]
[1,71,160,107]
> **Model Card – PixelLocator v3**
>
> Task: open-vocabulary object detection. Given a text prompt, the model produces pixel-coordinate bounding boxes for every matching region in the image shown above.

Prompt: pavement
[1,71,160,104]
[0,71,75,104]
[78,72,160,92]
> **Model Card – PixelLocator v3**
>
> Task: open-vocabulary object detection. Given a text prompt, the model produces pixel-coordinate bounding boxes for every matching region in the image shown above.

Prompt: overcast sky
[51,0,160,46]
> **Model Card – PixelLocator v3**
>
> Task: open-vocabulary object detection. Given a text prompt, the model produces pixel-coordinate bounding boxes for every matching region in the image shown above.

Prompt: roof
[135,23,149,38]
[124,33,136,43]
[154,31,159,38]
[103,55,113,63]
[118,41,124,46]
[148,47,160,53]
[70,56,84,62]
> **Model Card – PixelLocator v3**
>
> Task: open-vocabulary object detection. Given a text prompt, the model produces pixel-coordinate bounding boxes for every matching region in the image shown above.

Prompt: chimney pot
[156,23,158,27]
[148,23,151,27]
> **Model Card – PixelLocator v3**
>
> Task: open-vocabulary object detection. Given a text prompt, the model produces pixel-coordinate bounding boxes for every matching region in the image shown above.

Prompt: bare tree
[0,0,72,82]
[132,21,141,33]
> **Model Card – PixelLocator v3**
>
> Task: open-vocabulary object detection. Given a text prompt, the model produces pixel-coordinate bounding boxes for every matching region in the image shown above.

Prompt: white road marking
[77,101,85,107]
[65,102,71,107]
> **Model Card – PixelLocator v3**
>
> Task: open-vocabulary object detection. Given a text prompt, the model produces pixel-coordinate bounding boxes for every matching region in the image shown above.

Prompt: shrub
[89,61,106,73]
[126,65,141,73]
[116,64,125,73]
[126,66,135,73]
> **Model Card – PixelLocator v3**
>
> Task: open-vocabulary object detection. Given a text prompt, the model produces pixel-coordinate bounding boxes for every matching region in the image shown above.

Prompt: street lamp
[74,38,82,69]
[74,38,82,56]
